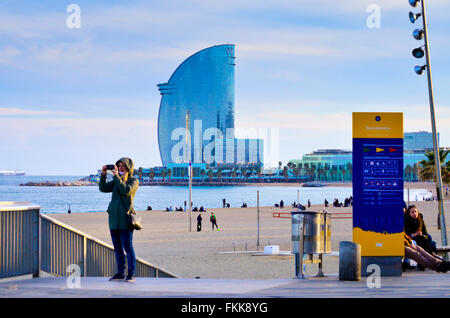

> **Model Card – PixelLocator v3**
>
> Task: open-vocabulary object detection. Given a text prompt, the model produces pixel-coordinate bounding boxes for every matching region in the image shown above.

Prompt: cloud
[0,117,157,138]
[0,107,81,117]
[0,46,20,66]
[0,116,160,174]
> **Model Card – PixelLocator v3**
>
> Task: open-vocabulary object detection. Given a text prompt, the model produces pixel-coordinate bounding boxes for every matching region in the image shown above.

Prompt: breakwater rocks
[20,180,97,186]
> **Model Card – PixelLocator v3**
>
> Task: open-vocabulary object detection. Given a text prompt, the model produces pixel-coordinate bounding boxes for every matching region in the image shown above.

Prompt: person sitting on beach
[405,205,437,256]
[324,199,329,207]
[274,203,279,208]
[199,206,204,212]
[404,234,449,273]
[226,203,230,208]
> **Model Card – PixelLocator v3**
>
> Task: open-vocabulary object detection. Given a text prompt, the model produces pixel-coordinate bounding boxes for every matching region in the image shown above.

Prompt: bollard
[339,241,361,281]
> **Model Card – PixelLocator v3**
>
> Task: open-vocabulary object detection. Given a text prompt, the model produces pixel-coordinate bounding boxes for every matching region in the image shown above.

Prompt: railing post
[83,236,87,277]
[34,212,41,278]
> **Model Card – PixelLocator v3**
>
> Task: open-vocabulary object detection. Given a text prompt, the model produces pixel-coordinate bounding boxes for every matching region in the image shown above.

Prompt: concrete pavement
[1,271,449,298]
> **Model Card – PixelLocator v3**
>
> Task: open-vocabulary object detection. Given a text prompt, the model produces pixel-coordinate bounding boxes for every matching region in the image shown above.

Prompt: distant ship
[0,170,26,176]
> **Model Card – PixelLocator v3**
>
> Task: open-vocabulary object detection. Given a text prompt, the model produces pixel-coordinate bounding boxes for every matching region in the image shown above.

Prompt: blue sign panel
[353,138,404,234]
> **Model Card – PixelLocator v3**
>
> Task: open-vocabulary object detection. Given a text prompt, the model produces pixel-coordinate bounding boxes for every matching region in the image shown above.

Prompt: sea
[0,175,433,214]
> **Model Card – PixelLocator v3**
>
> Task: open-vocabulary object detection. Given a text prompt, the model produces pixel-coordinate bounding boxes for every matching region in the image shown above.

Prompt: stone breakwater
[20,180,97,186]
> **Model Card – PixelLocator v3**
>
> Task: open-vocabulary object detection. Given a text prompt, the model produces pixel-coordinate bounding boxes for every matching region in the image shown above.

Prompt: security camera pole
[418,0,448,253]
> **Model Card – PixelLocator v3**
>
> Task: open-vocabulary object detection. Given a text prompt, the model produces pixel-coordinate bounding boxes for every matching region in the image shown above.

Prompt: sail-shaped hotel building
[157,44,263,168]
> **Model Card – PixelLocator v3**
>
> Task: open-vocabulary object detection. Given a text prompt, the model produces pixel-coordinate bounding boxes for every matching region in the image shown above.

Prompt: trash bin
[301,211,331,254]
[291,210,331,278]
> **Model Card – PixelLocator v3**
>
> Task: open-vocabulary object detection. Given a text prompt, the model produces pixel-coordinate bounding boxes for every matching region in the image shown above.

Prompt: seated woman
[404,205,437,256]
[404,234,449,273]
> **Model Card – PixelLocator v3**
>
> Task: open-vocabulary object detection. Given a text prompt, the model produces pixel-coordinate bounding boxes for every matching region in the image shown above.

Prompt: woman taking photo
[99,157,139,282]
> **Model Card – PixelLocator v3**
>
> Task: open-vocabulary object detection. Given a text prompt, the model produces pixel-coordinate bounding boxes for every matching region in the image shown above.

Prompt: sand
[48,182,450,279]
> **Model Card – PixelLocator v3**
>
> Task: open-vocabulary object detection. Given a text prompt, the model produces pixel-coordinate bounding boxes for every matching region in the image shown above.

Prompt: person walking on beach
[99,157,139,283]
[197,214,202,232]
[210,212,219,231]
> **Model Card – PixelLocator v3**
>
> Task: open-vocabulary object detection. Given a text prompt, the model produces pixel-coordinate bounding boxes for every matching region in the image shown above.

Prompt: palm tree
[200,169,206,181]
[241,169,247,181]
[256,166,262,182]
[330,167,338,182]
[180,168,186,181]
[207,169,214,182]
[230,169,235,182]
[324,164,330,182]
[413,163,420,181]
[340,166,347,183]
[404,164,413,182]
[149,168,155,182]
[217,169,222,182]
[418,149,450,182]
[282,166,289,181]
[294,165,301,182]
[346,162,353,181]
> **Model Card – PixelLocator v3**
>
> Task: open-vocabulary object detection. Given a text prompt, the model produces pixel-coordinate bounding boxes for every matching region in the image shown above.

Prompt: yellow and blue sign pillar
[352,113,404,276]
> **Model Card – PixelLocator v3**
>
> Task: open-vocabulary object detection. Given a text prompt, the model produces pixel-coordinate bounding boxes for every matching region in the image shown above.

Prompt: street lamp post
[409,0,448,256]
[186,110,192,232]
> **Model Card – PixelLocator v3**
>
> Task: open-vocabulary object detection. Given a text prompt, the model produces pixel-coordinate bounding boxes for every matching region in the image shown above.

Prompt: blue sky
[1,0,449,175]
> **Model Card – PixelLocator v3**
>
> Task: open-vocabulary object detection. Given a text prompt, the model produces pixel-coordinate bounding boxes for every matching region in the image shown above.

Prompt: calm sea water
[0,176,432,214]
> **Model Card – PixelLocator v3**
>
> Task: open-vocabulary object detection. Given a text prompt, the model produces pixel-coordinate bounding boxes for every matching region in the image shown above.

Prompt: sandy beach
[49,182,450,279]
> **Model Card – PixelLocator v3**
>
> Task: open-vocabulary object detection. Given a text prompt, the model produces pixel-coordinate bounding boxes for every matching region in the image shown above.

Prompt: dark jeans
[110,229,136,276]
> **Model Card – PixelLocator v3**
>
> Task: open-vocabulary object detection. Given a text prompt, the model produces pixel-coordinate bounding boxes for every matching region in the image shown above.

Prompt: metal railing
[273,211,352,219]
[0,202,40,278]
[1,202,178,279]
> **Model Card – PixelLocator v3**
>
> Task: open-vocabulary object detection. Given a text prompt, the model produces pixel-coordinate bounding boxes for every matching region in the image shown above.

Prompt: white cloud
[0,117,157,138]
[0,107,81,117]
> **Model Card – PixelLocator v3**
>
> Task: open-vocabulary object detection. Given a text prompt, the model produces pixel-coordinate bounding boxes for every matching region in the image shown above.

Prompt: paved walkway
[1,271,449,298]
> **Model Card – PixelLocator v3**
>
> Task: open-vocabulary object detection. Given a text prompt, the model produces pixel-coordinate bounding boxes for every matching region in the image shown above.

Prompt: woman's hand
[112,164,118,176]
[102,165,107,175]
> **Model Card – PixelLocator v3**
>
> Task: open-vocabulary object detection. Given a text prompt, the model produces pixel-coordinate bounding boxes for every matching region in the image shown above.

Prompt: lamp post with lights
[409,0,447,256]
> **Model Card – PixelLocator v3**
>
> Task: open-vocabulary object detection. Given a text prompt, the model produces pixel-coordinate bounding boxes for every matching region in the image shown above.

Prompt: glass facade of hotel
[157,44,235,166]
[213,138,263,165]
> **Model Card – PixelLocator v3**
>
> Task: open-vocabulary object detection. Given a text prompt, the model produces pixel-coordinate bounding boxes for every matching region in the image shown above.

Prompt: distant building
[404,131,439,151]
[288,132,448,182]
[157,44,263,167]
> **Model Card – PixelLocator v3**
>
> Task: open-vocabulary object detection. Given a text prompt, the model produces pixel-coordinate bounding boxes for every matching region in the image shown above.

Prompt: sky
[1,0,450,175]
